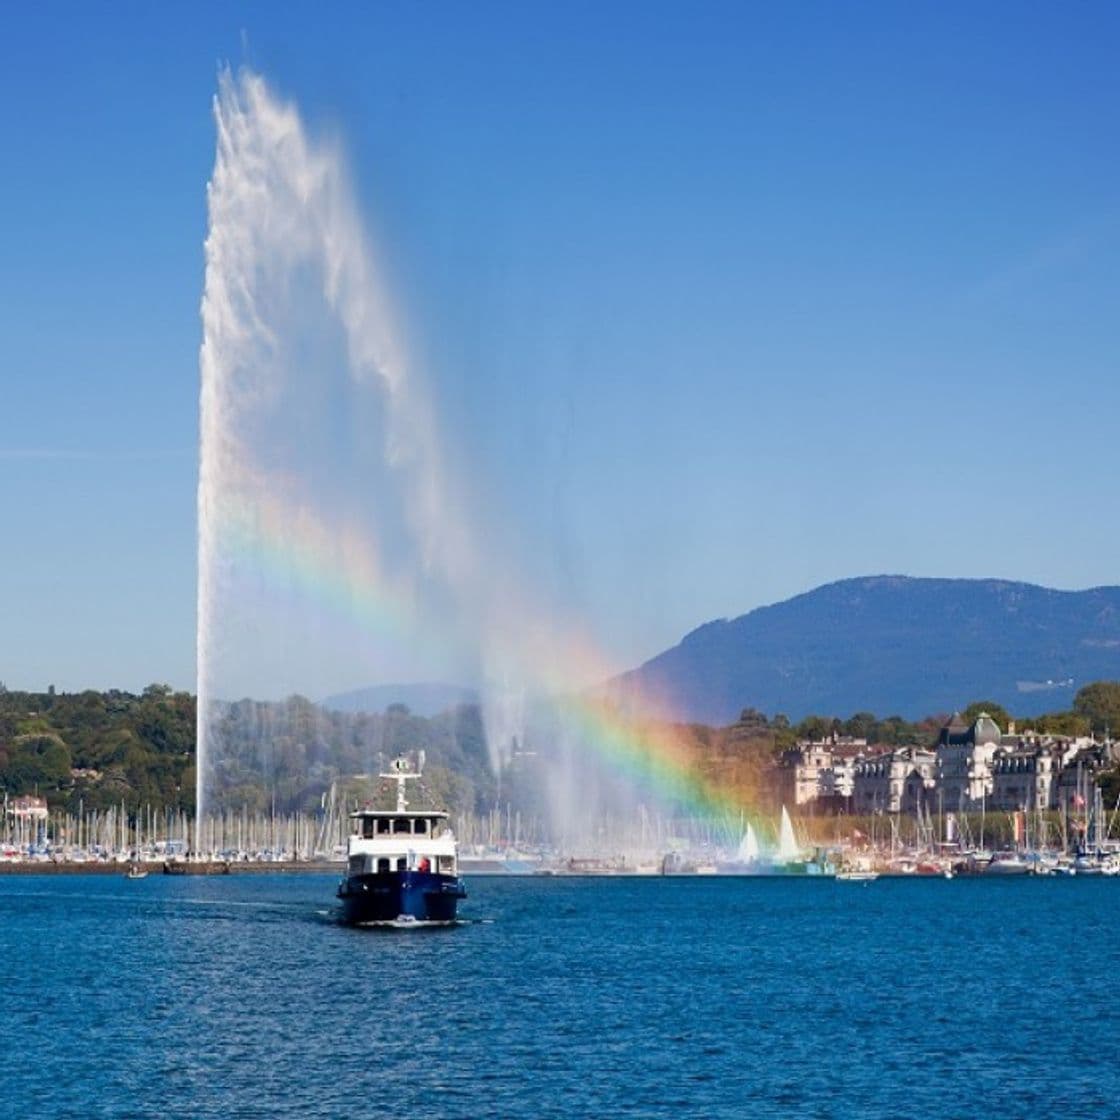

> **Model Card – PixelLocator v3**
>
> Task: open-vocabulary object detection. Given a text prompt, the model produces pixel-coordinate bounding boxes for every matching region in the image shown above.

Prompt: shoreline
[0,863,1107,879]
[0,860,343,875]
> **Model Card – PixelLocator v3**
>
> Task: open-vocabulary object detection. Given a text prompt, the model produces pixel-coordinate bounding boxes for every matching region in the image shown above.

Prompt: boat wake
[353,917,463,931]
[342,915,494,930]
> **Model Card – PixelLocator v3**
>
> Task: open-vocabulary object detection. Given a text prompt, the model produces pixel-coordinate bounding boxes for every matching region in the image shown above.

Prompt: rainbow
[215,488,760,824]
[558,697,758,821]
[217,487,416,648]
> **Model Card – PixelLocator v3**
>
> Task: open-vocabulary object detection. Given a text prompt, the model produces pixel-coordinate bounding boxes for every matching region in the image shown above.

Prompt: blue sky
[2,2,1118,695]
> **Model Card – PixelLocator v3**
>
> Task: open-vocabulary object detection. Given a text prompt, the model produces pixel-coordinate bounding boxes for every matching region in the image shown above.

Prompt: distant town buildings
[778,713,1115,815]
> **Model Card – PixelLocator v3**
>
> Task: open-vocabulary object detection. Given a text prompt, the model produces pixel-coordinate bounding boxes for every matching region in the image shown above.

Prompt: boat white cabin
[346,809,459,877]
[345,756,458,876]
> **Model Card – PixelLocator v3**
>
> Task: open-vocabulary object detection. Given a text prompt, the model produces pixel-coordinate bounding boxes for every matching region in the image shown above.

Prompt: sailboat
[738,824,760,863]
[777,807,800,863]
[718,809,834,876]
[717,822,762,873]
[774,806,834,876]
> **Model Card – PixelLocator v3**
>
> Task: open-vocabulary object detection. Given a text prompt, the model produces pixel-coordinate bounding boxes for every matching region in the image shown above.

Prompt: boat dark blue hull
[337,869,466,925]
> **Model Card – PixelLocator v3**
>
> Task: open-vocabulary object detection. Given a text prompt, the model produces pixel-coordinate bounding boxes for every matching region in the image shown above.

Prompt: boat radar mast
[384,753,425,812]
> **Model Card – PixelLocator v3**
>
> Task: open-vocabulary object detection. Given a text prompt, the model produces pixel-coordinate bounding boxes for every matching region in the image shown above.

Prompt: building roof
[938,711,1003,748]
[972,713,1002,746]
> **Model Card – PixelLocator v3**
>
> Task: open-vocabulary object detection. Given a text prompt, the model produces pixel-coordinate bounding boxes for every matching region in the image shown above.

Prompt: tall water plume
[197,68,737,850]
[197,68,480,819]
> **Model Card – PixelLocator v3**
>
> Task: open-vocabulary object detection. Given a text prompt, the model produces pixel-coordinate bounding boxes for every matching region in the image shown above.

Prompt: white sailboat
[777,806,802,863]
[737,823,760,863]
[716,822,762,873]
[773,806,834,875]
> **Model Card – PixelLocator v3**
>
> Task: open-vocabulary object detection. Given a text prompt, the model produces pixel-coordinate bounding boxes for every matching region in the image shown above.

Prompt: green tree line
[2,680,1117,817]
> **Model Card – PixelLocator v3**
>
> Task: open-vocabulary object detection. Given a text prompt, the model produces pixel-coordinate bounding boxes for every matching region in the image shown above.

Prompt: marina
[6,796,1119,881]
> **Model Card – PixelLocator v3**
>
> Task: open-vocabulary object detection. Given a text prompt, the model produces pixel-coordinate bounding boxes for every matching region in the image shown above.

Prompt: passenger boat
[337,756,466,926]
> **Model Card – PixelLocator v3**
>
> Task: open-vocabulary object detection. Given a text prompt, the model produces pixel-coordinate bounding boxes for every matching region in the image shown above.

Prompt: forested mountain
[609,576,1120,723]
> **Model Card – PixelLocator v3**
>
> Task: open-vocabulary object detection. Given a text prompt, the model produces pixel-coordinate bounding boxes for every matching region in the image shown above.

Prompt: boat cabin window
[377,858,390,873]
[413,818,427,835]
[349,855,364,874]
[396,857,407,871]
[438,856,454,873]
[377,818,391,835]
[361,818,375,839]
[393,818,410,834]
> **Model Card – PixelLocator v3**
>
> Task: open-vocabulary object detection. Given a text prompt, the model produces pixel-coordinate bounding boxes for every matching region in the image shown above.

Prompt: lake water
[4,873,1118,1117]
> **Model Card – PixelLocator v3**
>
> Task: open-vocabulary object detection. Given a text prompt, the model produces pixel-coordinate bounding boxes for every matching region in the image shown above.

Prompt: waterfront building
[936,712,1003,811]
[989,745,1059,812]
[778,735,866,806]
[820,751,857,802]
[988,733,1099,811]
[1053,746,1110,813]
[851,747,936,814]
[778,743,834,806]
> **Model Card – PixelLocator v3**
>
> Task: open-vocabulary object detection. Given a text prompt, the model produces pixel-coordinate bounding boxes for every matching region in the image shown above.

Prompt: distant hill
[609,576,1120,723]
[320,682,478,717]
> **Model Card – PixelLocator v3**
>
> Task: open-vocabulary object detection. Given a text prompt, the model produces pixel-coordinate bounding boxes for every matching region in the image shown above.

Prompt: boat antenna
[383,756,422,812]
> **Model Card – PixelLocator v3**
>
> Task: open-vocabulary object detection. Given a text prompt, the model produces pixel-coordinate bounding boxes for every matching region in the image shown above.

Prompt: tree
[736,708,770,733]
[795,716,832,743]
[1098,768,1120,809]
[769,713,796,751]
[873,717,924,746]
[843,712,877,741]
[1024,711,1091,737]
[5,734,71,794]
[1073,681,1120,736]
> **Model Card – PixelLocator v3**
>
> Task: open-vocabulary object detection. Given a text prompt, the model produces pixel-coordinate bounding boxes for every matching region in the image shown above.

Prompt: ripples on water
[4,874,1118,1117]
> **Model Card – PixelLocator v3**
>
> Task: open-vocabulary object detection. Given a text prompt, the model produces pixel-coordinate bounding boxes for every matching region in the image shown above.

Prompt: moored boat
[984,852,1032,875]
[337,756,466,926]
[162,859,230,875]
[836,868,879,881]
